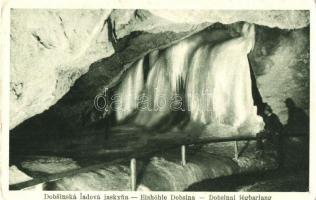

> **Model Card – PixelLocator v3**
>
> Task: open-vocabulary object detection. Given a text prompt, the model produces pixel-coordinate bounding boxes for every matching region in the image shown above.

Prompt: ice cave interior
[9,10,310,191]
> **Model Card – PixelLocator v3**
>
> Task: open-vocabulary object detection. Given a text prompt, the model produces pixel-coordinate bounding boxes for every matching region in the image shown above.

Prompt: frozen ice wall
[186,24,263,133]
[116,59,144,121]
[115,23,264,134]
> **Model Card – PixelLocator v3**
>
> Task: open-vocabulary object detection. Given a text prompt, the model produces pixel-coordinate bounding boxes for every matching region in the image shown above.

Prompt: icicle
[186,44,214,124]
[148,49,160,67]
[134,39,198,126]
[165,41,191,93]
[134,55,173,127]
[134,37,200,126]
[116,59,144,121]
[164,30,222,94]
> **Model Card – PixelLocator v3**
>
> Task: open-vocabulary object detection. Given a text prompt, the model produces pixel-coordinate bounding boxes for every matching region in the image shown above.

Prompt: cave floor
[9,125,308,191]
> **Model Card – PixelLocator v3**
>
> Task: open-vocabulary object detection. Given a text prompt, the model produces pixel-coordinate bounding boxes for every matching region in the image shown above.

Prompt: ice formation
[116,59,144,121]
[115,23,264,134]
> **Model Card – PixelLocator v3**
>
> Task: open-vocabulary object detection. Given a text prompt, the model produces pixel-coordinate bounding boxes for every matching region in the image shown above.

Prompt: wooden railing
[9,134,307,191]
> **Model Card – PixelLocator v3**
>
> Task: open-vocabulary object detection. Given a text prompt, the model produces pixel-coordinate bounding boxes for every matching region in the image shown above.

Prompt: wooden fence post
[234,141,238,160]
[130,158,137,191]
[181,145,186,166]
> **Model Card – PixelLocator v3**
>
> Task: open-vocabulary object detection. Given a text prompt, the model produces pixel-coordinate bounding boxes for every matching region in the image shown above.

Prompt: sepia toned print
[8,9,309,192]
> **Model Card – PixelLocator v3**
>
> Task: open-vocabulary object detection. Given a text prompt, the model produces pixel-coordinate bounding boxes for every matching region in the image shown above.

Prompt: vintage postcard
[0,0,315,200]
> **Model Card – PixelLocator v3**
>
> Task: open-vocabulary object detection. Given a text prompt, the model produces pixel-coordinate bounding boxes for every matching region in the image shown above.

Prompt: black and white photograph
[0,2,314,198]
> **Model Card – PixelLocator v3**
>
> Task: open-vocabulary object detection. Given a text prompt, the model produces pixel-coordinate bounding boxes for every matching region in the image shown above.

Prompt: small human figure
[256,103,283,150]
[256,103,284,167]
[283,98,309,136]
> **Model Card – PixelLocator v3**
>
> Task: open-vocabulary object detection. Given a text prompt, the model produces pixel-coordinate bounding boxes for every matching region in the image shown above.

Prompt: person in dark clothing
[283,98,309,136]
[257,104,283,143]
[257,103,283,150]
[283,98,309,169]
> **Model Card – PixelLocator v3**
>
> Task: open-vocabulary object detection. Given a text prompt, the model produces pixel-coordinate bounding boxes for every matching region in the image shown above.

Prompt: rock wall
[250,27,309,124]
[10,9,114,129]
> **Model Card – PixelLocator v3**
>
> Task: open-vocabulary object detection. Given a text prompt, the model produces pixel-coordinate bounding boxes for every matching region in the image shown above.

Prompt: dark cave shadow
[283,98,309,137]
[237,141,250,157]
[136,157,151,187]
[185,168,309,192]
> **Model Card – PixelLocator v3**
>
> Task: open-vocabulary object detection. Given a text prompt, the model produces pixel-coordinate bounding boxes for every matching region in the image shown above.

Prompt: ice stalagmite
[116,59,144,121]
[186,23,264,134]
